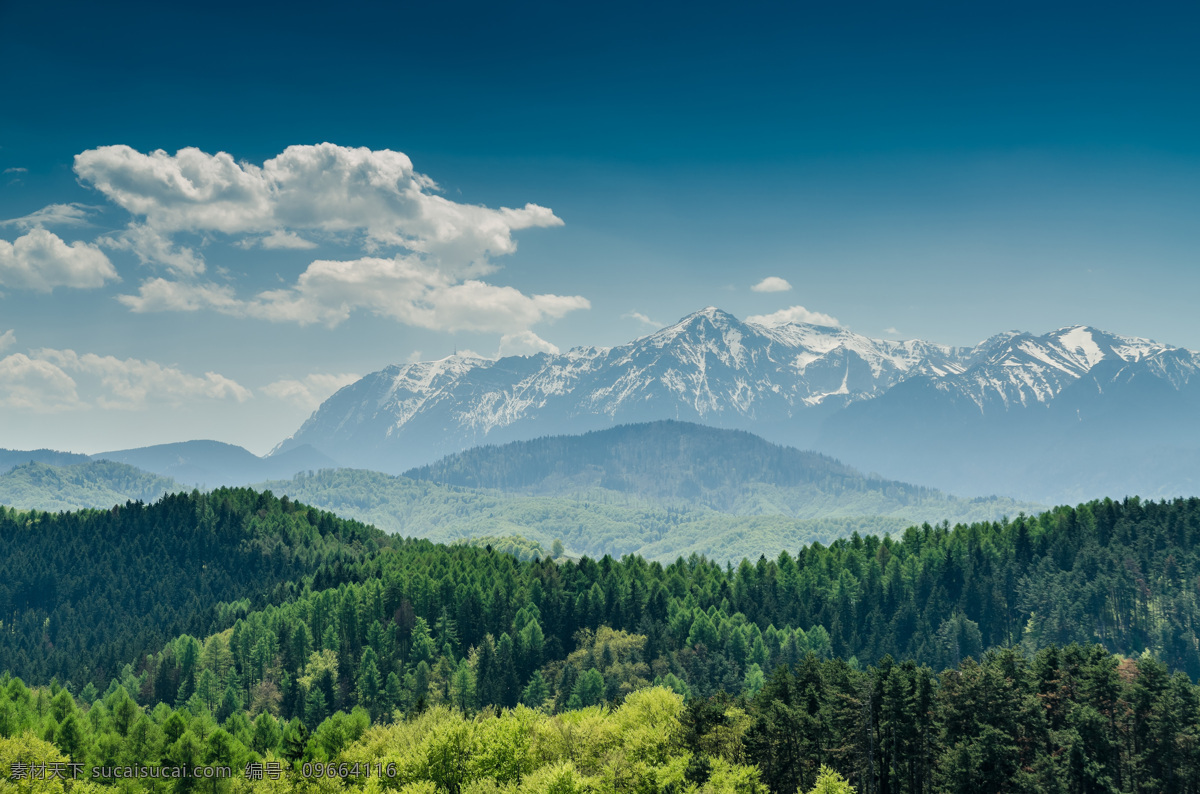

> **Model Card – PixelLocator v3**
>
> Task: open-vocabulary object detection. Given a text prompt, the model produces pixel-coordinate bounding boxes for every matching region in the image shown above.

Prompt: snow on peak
[283,308,1200,468]
[1055,326,1106,368]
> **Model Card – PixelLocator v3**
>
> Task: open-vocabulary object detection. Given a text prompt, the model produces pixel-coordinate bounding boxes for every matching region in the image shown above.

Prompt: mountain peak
[276,311,1200,486]
[676,306,741,325]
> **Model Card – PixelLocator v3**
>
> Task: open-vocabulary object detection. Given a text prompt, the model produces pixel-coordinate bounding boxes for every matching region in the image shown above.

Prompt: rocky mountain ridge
[273,308,1200,501]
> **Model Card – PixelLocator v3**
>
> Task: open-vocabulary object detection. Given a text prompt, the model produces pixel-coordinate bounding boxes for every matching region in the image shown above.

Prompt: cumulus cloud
[80,143,585,336]
[751,276,792,293]
[75,143,562,273]
[746,305,841,328]
[119,255,590,332]
[884,327,900,335]
[0,353,82,411]
[0,329,14,353]
[262,372,360,410]
[0,228,119,292]
[34,348,251,409]
[2,203,99,230]
[116,278,241,313]
[498,330,560,357]
[624,311,663,328]
[0,346,249,411]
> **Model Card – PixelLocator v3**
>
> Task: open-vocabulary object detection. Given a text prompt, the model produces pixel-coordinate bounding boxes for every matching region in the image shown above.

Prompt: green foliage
[6,487,1200,792]
[0,488,385,688]
[256,461,1034,563]
[807,765,857,794]
[451,534,547,561]
[0,459,180,512]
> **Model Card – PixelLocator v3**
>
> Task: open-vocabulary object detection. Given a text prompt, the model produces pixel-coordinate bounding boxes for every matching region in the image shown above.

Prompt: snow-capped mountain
[933,326,1178,410]
[273,308,1200,502]
[274,308,958,468]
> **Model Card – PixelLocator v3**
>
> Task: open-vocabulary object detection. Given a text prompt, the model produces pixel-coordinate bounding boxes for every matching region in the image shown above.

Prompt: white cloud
[0,346,249,412]
[746,305,841,328]
[34,348,251,409]
[2,203,98,230]
[101,224,206,276]
[498,330,560,357]
[0,353,81,411]
[116,278,242,313]
[2,167,27,175]
[259,230,318,250]
[0,329,14,353]
[420,279,588,334]
[624,311,662,328]
[884,327,900,335]
[262,372,360,410]
[751,276,792,293]
[0,228,119,292]
[83,143,585,337]
[74,143,562,273]
[119,255,590,333]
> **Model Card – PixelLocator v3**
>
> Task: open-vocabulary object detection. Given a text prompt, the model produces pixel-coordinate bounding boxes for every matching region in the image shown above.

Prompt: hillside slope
[0,447,90,473]
[93,439,338,487]
[403,420,1023,517]
[256,466,922,562]
[0,460,182,511]
[0,488,386,687]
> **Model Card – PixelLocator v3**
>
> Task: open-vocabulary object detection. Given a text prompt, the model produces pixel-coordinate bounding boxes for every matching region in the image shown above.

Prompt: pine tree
[304,689,327,730]
[570,669,605,709]
[522,671,550,709]
[251,712,281,756]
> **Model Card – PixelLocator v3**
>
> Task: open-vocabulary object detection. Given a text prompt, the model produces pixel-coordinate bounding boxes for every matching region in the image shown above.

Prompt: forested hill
[404,420,1036,520]
[0,447,89,473]
[258,467,923,563]
[0,459,181,511]
[4,494,1200,791]
[0,488,386,688]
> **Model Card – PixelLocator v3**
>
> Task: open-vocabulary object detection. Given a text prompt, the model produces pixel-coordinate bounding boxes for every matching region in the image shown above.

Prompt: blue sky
[1,0,1198,454]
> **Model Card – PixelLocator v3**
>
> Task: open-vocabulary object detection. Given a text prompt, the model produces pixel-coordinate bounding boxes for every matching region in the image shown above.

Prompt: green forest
[0,461,179,514]
[2,490,1200,791]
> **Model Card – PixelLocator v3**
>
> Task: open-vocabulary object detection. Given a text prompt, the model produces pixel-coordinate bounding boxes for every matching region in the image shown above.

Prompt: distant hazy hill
[0,460,182,511]
[403,420,1024,519]
[255,467,920,562]
[0,448,91,474]
[257,423,1035,561]
[93,439,337,486]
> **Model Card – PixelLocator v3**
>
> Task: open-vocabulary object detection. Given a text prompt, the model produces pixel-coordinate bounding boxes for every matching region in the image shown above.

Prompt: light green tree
[806,765,857,794]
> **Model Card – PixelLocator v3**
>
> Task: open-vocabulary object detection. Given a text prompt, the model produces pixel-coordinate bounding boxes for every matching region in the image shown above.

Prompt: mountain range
[0,421,1034,562]
[273,307,1200,502]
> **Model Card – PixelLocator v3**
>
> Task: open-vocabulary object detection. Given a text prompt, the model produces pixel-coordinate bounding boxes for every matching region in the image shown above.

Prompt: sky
[0,0,1197,455]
